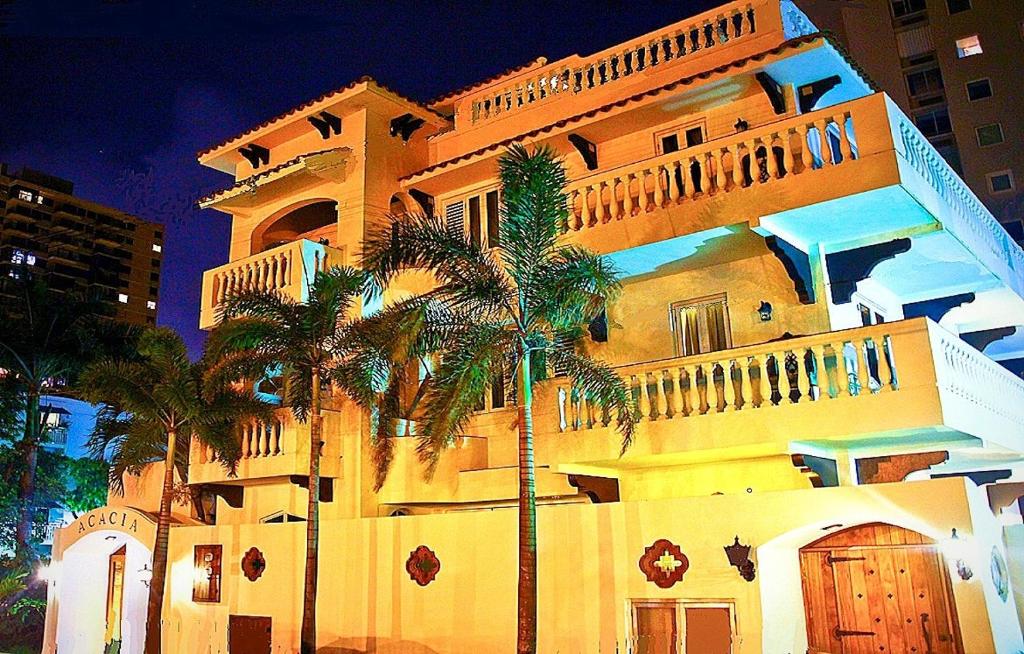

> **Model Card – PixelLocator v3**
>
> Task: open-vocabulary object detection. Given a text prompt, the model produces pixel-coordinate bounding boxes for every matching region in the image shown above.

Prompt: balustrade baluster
[797,124,814,172]
[731,144,745,188]
[781,130,795,177]
[721,361,736,412]
[652,167,665,208]
[623,175,635,216]
[836,342,854,396]
[753,355,769,407]
[637,168,650,212]
[808,344,827,399]
[668,162,681,203]
[774,351,791,404]
[655,371,669,419]
[578,392,590,429]
[609,177,621,220]
[252,420,262,456]
[699,153,711,195]
[857,340,873,393]
[740,357,754,410]
[638,373,653,421]
[682,365,698,416]
[795,348,811,402]
[682,158,696,199]
[836,113,854,162]
[765,135,778,179]
[580,186,592,227]
[670,368,684,418]
[595,181,607,224]
[713,150,727,192]
[815,119,832,166]
[747,140,761,184]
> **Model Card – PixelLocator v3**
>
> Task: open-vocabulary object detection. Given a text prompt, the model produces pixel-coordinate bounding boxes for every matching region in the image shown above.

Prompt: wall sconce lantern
[943,528,973,581]
[724,536,756,581]
[138,563,153,587]
[757,301,773,322]
[734,118,749,132]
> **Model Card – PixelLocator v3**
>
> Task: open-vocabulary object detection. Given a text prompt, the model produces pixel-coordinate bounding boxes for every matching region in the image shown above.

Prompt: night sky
[1,0,718,357]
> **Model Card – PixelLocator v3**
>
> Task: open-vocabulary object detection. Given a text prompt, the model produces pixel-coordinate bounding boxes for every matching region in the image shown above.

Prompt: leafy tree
[0,277,133,556]
[80,327,269,654]
[362,144,638,653]
[62,457,109,517]
[205,266,372,654]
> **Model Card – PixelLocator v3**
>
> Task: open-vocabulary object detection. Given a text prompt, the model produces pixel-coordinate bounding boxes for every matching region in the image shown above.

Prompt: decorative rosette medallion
[638,539,689,588]
[241,547,266,582]
[405,545,441,586]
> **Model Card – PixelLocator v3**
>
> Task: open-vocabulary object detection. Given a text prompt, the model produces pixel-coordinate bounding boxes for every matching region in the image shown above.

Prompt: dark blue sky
[0,0,717,357]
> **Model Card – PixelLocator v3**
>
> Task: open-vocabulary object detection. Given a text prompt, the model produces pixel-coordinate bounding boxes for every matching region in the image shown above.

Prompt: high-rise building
[42,2,1024,653]
[0,164,163,326]
[796,0,1024,242]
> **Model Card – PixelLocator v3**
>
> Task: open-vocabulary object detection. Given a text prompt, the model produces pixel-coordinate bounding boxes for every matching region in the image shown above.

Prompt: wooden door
[229,615,271,654]
[103,545,126,649]
[800,523,962,654]
[685,606,732,654]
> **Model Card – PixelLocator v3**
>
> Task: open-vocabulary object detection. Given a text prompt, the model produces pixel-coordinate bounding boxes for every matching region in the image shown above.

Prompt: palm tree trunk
[300,371,322,654]
[15,388,41,556]
[516,354,537,654]
[144,428,177,654]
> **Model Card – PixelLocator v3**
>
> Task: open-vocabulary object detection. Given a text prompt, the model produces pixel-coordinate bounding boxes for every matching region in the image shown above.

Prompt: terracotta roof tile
[198,148,337,205]
[196,76,451,159]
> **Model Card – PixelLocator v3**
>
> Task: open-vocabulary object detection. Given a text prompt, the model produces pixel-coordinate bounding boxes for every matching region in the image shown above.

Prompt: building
[795,0,1024,244]
[42,1,1024,652]
[0,164,164,326]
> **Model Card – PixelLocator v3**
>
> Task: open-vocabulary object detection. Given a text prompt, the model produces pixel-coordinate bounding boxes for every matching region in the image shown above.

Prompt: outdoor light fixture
[942,528,973,581]
[757,301,773,322]
[734,118,749,132]
[138,563,153,587]
[723,536,756,581]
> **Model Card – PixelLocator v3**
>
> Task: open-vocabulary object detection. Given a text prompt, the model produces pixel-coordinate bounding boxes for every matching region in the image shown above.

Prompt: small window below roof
[956,35,982,58]
[966,78,992,101]
[987,170,1015,194]
[946,0,970,14]
[976,123,1004,147]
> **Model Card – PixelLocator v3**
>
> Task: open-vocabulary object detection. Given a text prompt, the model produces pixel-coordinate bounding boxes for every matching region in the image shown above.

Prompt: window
[1003,220,1024,242]
[988,170,1015,194]
[858,302,886,326]
[966,78,992,101]
[444,189,501,248]
[117,293,129,304]
[16,189,33,202]
[905,67,944,98]
[631,601,734,654]
[192,544,222,602]
[945,0,970,14]
[10,249,36,266]
[913,107,952,137]
[151,243,162,253]
[671,294,731,357]
[890,0,925,18]
[956,35,982,57]
[976,123,1004,147]
[657,123,705,155]
[146,300,157,311]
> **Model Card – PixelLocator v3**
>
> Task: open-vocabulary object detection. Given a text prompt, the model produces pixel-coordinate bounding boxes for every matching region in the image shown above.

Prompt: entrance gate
[799,523,963,654]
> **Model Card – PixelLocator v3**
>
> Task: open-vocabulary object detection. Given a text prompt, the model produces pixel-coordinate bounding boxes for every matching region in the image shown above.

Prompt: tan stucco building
[43,1,1024,652]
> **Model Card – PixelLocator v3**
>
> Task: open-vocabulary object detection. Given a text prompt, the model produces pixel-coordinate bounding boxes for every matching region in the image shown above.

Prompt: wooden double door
[229,615,271,654]
[800,523,963,654]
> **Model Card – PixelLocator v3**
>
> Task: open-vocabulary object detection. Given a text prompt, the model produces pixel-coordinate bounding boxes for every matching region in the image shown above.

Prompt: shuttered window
[443,188,501,248]
[444,201,465,237]
[896,25,934,59]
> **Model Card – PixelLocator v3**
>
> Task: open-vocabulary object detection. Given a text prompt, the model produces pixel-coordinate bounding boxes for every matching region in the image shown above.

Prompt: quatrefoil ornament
[638,539,689,588]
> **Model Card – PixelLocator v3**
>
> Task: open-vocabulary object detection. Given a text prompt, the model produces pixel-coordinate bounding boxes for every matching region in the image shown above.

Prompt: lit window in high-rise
[146,300,157,310]
[152,243,162,253]
[117,293,129,304]
[16,189,33,202]
[956,35,983,58]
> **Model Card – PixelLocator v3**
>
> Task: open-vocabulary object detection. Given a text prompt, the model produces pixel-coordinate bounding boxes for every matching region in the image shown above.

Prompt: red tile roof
[196,76,451,159]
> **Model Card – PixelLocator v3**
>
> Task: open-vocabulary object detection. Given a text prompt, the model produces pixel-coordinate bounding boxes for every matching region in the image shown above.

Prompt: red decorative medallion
[638,539,689,588]
[241,547,266,582]
[405,545,441,586]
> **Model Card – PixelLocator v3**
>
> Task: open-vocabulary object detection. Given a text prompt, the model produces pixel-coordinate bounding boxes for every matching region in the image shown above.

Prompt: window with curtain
[671,295,731,357]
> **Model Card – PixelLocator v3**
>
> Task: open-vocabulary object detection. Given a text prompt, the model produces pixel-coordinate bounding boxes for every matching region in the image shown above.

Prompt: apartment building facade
[0,164,163,326]
[42,1,1024,653]
[795,0,1024,244]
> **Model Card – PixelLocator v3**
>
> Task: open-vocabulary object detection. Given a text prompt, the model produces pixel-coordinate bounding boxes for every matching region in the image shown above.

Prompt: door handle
[921,612,933,654]
[833,626,876,638]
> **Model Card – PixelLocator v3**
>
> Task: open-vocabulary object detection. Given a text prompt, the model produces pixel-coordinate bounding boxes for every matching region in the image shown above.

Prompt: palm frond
[529,245,622,331]
[546,345,639,453]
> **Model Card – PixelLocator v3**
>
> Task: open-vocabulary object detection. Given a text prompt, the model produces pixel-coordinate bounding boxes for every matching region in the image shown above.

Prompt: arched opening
[251,200,337,254]
[798,522,963,654]
[55,529,152,654]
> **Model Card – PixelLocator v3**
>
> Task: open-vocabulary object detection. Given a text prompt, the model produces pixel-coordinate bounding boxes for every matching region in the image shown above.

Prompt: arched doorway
[799,522,963,654]
[250,200,337,254]
[49,507,155,654]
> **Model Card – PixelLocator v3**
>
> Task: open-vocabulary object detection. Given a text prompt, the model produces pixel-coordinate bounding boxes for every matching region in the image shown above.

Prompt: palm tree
[80,327,269,654]
[362,144,639,653]
[205,265,371,654]
[0,276,134,556]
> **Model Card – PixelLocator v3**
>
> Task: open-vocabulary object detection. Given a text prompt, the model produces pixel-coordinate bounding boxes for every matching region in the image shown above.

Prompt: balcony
[521,318,1024,469]
[198,239,344,330]
[189,408,344,484]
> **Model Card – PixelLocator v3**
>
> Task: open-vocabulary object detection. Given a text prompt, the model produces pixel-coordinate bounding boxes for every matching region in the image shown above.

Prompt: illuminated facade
[43,1,1024,652]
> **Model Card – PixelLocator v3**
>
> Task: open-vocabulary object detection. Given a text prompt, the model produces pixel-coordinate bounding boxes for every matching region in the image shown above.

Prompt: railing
[197,414,289,463]
[468,2,758,125]
[555,323,897,434]
[563,106,855,233]
[199,239,344,329]
[33,520,64,545]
